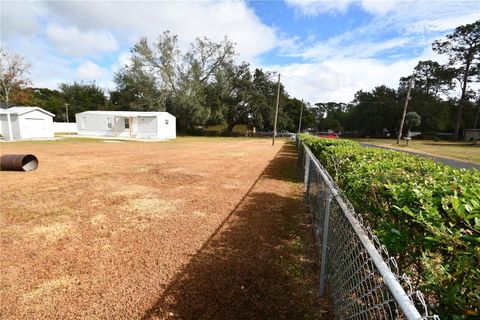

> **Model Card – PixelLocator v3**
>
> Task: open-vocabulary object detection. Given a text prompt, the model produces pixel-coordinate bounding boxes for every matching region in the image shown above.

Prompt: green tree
[400,60,455,97]
[59,81,106,120]
[314,102,350,132]
[32,88,67,120]
[120,32,235,131]
[248,69,283,130]
[433,20,480,140]
[215,62,253,132]
[111,59,163,111]
[404,111,421,136]
[348,86,401,136]
[282,98,314,133]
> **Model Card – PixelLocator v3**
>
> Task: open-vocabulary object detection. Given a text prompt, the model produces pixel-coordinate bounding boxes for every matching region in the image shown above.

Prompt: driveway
[360,143,480,171]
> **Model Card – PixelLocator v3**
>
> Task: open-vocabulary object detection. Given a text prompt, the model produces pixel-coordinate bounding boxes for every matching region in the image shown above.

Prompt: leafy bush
[298,134,480,319]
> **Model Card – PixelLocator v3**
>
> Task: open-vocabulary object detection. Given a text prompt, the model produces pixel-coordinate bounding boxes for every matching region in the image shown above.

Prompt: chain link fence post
[319,191,332,296]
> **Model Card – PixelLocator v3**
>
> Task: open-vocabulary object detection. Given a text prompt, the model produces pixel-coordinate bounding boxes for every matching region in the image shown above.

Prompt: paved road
[360,143,480,171]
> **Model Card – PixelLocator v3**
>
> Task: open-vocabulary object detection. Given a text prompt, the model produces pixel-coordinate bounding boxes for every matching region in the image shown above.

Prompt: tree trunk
[225,120,236,133]
[454,60,471,141]
[453,101,465,141]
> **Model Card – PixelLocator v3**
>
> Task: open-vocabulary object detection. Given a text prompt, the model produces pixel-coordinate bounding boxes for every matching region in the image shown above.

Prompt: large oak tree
[433,20,480,140]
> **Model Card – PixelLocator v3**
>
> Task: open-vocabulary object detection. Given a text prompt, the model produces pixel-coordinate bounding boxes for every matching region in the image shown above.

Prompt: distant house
[204,124,255,135]
[0,106,55,140]
[464,129,480,142]
[75,111,176,140]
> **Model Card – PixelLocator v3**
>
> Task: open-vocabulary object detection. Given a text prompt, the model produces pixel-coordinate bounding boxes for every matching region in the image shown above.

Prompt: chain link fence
[297,138,439,320]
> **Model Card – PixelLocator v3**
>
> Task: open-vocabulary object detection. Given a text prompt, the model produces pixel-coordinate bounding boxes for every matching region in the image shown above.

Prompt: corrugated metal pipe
[0,154,39,171]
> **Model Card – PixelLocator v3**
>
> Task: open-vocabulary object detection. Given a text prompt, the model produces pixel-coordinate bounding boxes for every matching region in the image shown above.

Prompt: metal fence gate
[297,139,438,320]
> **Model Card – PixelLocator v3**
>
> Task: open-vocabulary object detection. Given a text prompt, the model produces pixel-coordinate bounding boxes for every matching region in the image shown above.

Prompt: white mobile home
[0,106,55,140]
[75,111,176,140]
[464,129,480,142]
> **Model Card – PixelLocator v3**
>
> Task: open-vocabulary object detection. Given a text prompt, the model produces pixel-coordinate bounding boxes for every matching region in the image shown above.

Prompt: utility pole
[272,73,281,146]
[298,99,304,133]
[65,103,69,123]
[396,73,414,144]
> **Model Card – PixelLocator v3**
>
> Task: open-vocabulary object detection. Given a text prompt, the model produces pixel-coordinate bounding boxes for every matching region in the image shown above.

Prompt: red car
[315,132,339,139]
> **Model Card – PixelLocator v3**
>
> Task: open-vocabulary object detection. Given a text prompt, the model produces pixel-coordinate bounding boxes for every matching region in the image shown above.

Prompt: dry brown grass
[0,137,326,319]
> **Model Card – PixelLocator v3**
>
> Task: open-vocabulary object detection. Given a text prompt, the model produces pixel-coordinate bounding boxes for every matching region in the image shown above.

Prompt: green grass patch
[355,138,480,164]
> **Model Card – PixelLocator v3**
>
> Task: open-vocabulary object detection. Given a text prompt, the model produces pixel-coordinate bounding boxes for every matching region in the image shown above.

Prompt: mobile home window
[81,117,87,128]
[106,118,113,128]
[124,118,130,129]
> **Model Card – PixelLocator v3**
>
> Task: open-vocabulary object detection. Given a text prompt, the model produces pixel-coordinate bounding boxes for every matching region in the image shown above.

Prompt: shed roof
[77,110,174,118]
[0,106,55,117]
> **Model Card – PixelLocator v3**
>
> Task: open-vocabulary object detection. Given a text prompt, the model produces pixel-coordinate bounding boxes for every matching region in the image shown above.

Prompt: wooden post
[298,99,304,133]
[272,73,281,146]
[397,74,414,144]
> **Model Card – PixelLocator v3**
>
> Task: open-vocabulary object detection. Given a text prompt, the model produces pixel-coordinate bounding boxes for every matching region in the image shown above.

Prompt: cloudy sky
[2,0,479,103]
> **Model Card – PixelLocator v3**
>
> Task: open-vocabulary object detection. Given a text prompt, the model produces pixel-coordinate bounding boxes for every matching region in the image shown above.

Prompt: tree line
[1,20,478,139]
[316,20,480,140]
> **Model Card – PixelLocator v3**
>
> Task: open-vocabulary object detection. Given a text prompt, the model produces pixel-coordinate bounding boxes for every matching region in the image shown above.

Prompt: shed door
[23,118,46,138]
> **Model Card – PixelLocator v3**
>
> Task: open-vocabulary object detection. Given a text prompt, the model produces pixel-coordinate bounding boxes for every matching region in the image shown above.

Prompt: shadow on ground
[142,143,331,319]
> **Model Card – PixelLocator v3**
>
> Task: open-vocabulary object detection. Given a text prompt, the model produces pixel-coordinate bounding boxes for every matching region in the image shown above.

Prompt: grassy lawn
[354,138,480,164]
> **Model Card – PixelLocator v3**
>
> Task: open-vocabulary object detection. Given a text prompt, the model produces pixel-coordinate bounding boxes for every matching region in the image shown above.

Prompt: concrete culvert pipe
[0,154,39,171]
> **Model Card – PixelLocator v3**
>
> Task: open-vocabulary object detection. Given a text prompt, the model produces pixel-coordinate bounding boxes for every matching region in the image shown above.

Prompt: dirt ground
[0,137,329,319]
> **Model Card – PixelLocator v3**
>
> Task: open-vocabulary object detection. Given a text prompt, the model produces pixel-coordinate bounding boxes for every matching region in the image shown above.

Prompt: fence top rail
[300,141,438,320]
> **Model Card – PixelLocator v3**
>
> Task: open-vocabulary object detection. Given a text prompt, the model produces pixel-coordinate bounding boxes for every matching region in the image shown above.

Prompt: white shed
[75,111,176,140]
[0,106,55,140]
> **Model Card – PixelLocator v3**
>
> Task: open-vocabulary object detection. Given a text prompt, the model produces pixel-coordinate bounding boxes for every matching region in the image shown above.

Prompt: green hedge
[299,134,480,319]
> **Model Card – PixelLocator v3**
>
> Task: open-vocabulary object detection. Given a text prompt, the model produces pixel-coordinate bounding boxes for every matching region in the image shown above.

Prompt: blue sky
[2,0,479,103]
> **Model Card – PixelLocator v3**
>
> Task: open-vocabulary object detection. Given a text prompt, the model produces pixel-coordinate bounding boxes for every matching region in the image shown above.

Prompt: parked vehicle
[255,130,273,137]
[315,132,339,139]
[277,130,293,137]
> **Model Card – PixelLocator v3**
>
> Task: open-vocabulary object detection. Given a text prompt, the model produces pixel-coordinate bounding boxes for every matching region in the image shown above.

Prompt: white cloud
[1,1,47,37]
[406,12,480,34]
[285,0,352,15]
[359,1,403,15]
[274,0,479,104]
[265,46,449,104]
[292,36,413,60]
[44,1,278,61]
[46,25,118,57]
[76,61,108,81]
[2,1,281,89]
[286,0,480,18]
[2,0,478,104]
[285,0,407,16]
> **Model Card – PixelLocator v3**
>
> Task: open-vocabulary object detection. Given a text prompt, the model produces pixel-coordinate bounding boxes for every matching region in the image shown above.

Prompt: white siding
[157,113,176,139]
[76,113,115,136]
[137,116,157,138]
[18,110,54,138]
[465,131,480,142]
[75,111,176,139]
[0,114,20,139]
